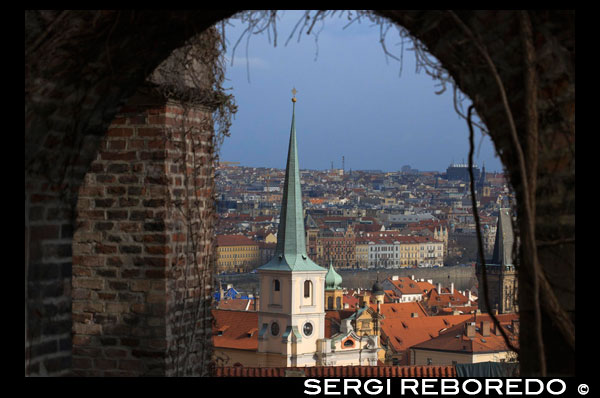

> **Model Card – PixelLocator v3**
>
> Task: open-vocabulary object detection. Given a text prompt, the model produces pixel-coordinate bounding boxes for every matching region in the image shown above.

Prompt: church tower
[476,208,518,314]
[256,90,327,367]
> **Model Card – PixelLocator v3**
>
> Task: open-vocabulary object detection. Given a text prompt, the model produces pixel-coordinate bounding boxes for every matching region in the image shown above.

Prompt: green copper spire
[258,90,325,272]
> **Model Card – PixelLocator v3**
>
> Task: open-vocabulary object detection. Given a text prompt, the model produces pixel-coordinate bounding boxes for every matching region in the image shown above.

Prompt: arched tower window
[304,280,312,298]
[336,296,341,309]
[327,296,333,309]
[273,279,280,291]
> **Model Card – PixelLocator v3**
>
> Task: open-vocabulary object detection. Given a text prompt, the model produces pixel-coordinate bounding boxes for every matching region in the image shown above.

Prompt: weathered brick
[108,281,129,291]
[73,301,104,313]
[72,277,104,290]
[120,245,141,254]
[74,323,102,335]
[95,243,117,254]
[97,292,117,301]
[94,198,114,207]
[72,287,92,299]
[137,127,163,137]
[106,128,134,137]
[106,186,126,195]
[73,255,103,267]
[106,302,130,314]
[143,198,165,207]
[121,269,140,278]
[107,210,128,220]
[107,140,126,150]
[94,222,114,231]
[96,174,116,184]
[130,280,151,292]
[96,269,117,278]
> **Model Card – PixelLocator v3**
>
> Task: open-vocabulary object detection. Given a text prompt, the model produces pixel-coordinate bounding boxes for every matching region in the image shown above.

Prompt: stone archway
[25,10,574,376]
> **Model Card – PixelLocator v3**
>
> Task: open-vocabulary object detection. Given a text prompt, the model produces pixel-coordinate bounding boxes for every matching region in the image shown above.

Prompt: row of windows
[219,246,258,252]
[273,279,312,298]
[218,253,259,259]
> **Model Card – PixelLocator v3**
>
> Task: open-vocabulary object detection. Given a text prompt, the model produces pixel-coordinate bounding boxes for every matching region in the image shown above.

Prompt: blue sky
[218,11,504,173]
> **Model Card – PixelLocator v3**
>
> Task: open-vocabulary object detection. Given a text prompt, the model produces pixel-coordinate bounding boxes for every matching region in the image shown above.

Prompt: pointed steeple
[258,90,324,272]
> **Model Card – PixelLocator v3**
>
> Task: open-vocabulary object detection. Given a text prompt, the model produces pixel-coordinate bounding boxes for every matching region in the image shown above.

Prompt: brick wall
[71,87,217,376]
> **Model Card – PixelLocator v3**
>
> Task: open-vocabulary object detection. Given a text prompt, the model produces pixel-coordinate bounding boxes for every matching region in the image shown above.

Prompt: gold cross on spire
[292,87,297,102]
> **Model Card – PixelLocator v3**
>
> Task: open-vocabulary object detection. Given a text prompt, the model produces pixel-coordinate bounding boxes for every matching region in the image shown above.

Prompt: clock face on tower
[303,322,313,337]
[271,322,280,336]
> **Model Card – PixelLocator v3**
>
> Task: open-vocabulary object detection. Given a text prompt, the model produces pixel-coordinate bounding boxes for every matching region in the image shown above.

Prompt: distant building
[216,234,261,273]
[446,163,481,182]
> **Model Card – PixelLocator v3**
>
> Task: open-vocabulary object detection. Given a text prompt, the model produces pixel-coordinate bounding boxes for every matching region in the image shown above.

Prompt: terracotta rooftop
[214,365,456,377]
[424,287,470,308]
[212,309,258,351]
[217,234,258,247]
[217,298,257,311]
[411,314,519,354]
[386,277,424,295]
[370,301,429,319]
[380,314,472,353]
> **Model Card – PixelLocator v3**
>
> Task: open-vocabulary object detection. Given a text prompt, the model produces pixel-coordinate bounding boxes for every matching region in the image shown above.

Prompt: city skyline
[219,11,504,173]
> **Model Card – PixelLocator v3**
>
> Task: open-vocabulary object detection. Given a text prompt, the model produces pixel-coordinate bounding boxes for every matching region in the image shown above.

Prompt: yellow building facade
[216,235,261,273]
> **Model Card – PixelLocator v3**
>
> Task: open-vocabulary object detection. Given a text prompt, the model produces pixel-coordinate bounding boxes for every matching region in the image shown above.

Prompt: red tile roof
[387,277,423,295]
[380,314,472,353]
[411,314,519,354]
[212,309,258,351]
[217,234,258,246]
[214,365,456,377]
[424,287,470,308]
[371,302,428,319]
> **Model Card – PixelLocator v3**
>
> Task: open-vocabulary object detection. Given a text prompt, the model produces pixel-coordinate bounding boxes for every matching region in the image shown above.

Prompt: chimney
[450,282,454,294]
[481,321,490,337]
[437,283,442,293]
[465,323,476,338]
[466,289,472,302]
[411,275,415,281]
